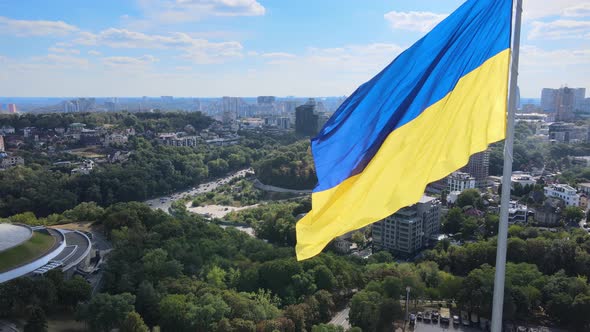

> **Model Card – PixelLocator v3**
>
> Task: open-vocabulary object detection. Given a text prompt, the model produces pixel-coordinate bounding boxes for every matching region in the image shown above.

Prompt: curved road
[144,168,253,213]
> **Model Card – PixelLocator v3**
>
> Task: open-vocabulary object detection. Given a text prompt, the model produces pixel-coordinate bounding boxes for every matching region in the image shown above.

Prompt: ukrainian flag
[296,0,513,260]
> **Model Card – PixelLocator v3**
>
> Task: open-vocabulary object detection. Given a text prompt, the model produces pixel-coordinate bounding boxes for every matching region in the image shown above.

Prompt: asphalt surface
[410,320,480,332]
[329,307,351,329]
[144,169,253,213]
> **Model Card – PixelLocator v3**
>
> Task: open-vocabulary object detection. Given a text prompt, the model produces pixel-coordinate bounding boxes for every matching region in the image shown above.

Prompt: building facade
[461,151,489,190]
[544,184,580,206]
[447,171,476,192]
[372,196,441,256]
[508,201,528,224]
[0,155,24,169]
[295,99,320,136]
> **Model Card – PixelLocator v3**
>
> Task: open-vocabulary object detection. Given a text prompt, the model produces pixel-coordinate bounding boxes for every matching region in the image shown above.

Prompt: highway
[144,169,253,213]
[329,307,351,329]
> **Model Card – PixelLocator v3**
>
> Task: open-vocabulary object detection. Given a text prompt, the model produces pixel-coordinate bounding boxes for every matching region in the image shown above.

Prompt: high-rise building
[461,150,489,190]
[556,87,575,121]
[7,104,17,113]
[372,195,441,256]
[222,97,241,123]
[295,99,320,136]
[283,100,300,113]
[541,88,558,112]
[541,87,585,117]
[0,135,4,152]
[257,96,276,105]
[573,88,586,110]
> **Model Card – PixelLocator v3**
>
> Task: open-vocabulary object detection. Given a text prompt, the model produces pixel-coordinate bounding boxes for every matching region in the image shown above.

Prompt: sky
[0,0,588,98]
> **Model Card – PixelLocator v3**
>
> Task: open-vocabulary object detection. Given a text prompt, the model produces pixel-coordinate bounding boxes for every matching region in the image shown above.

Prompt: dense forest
[3,202,589,331]
[0,111,213,134]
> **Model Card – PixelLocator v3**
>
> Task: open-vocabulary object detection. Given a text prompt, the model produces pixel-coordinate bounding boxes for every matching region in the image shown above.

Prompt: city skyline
[0,0,588,97]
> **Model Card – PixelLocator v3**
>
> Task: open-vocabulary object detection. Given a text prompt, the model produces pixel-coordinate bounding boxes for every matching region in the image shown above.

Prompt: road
[329,307,351,329]
[410,321,480,332]
[144,169,253,213]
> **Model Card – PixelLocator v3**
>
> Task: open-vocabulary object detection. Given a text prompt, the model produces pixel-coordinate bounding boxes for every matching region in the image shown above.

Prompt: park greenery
[192,179,264,207]
[225,200,311,246]
[254,140,317,190]
[2,113,590,331]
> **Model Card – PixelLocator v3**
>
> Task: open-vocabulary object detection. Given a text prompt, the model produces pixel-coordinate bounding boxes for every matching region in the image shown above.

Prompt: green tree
[135,281,160,327]
[77,293,136,332]
[442,207,464,234]
[24,305,47,332]
[456,189,482,209]
[60,276,91,308]
[349,291,381,332]
[312,324,344,332]
[120,311,149,332]
[562,206,584,225]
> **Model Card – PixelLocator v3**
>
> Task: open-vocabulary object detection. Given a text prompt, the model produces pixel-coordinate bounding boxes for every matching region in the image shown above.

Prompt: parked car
[432,310,439,323]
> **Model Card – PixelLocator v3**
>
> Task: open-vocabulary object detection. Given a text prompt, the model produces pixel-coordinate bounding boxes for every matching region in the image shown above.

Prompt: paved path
[186,203,259,219]
[329,307,350,329]
[253,179,312,194]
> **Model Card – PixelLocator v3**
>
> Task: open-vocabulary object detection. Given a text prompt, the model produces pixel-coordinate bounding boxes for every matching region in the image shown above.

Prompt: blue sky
[0,0,588,98]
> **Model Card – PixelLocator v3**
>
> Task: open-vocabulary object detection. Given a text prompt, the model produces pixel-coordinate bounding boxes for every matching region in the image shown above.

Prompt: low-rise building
[508,201,528,224]
[447,171,476,192]
[0,126,15,135]
[570,156,590,167]
[511,172,536,188]
[578,183,590,196]
[71,159,95,175]
[544,184,580,206]
[533,198,563,226]
[0,154,24,169]
[80,129,101,146]
[104,133,128,146]
[159,133,199,147]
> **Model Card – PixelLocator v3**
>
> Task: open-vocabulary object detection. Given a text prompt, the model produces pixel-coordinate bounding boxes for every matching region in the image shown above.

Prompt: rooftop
[0,224,32,252]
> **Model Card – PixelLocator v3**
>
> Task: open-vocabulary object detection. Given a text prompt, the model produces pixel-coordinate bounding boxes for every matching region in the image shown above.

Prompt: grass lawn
[0,232,56,273]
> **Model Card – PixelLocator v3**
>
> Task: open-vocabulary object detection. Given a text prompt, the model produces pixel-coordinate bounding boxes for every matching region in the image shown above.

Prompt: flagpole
[491,0,522,331]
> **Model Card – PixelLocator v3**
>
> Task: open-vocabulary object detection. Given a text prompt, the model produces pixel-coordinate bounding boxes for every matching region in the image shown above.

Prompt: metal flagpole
[491,0,523,331]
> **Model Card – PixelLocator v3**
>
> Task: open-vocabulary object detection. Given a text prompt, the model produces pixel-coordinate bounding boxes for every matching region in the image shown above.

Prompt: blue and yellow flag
[296,0,513,260]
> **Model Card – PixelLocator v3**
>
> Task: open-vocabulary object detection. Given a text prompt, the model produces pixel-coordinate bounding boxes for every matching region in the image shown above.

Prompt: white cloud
[48,47,80,55]
[72,28,243,64]
[523,0,588,19]
[88,50,101,56]
[136,0,265,23]
[519,45,590,96]
[102,55,159,67]
[521,45,590,66]
[0,16,78,36]
[529,20,590,40]
[261,52,296,58]
[384,11,447,32]
[23,54,90,70]
[563,3,590,17]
